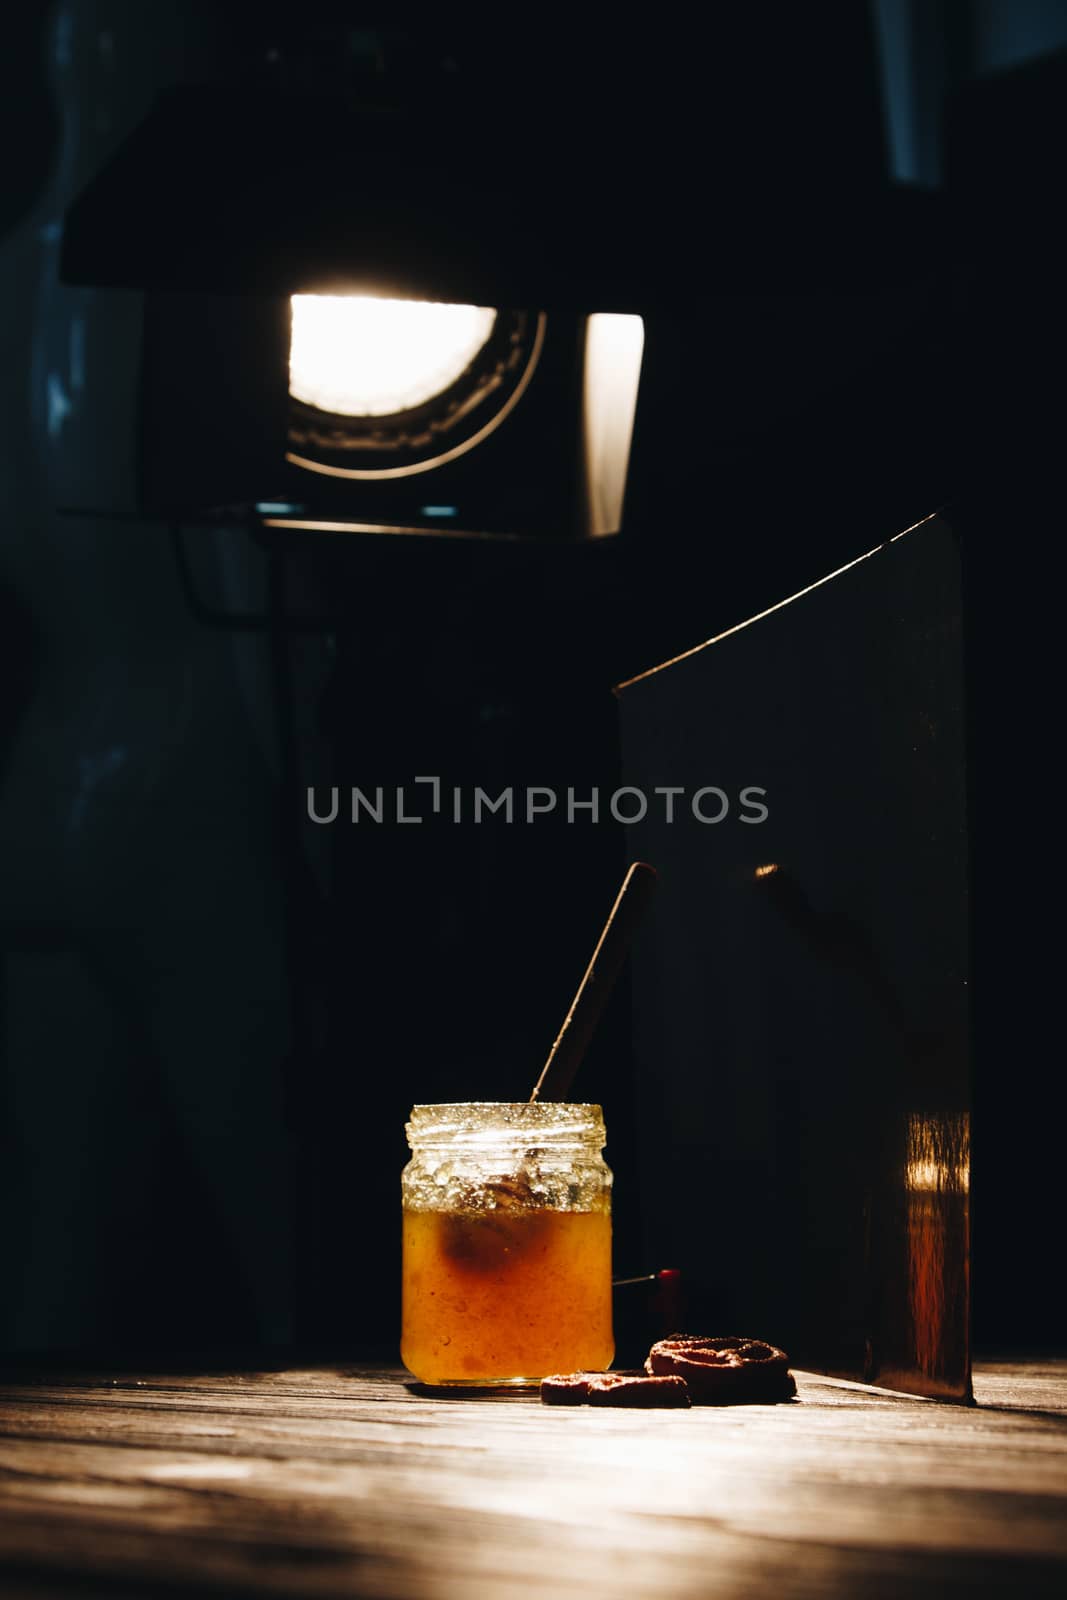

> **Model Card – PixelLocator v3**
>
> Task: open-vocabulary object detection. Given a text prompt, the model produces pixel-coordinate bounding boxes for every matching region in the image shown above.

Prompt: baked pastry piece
[585,1373,691,1408]
[541,1371,690,1407]
[540,1372,598,1404]
[645,1335,796,1403]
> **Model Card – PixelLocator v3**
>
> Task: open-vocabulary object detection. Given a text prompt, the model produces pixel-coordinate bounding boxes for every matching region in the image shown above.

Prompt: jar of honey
[401,1102,613,1385]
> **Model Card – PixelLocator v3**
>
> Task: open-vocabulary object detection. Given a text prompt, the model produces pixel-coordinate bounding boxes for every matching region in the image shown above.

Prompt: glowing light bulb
[289,295,497,418]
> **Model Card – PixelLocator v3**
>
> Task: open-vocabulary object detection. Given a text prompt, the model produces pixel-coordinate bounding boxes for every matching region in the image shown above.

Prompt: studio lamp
[128,287,643,542]
[57,17,933,541]
[272,293,643,539]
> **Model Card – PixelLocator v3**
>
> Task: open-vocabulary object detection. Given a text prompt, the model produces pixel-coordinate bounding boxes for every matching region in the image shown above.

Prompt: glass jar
[401,1102,613,1385]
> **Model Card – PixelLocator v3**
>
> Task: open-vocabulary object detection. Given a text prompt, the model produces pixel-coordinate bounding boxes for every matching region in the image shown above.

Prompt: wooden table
[1,1362,1065,1598]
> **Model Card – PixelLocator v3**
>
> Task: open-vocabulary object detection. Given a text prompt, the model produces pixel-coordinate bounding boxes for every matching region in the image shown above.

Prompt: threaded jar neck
[406,1102,606,1152]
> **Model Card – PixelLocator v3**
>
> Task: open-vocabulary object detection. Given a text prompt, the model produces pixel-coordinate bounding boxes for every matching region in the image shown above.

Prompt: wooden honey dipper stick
[530,861,659,1103]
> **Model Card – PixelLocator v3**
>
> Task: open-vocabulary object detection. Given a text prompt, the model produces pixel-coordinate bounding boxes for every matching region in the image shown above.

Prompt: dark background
[1,3,1063,1363]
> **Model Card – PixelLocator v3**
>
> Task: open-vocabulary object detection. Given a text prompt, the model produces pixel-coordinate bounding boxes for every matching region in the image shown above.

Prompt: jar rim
[406,1101,605,1146]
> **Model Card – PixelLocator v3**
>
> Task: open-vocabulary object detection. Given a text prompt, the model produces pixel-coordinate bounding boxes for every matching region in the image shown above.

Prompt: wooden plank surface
[0,1362,1064,1599]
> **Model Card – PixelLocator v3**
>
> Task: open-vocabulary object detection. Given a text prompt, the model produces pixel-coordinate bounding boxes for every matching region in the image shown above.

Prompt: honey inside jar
[402,1206,612,1384]
[400,1103,613,1385]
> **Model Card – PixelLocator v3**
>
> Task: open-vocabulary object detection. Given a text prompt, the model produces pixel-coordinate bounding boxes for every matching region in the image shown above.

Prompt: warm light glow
[904,1112,970,1382]
[289,295,497,417]
[583,313,644,536]
[906,1114,971,1193]
[754,863,779,879]
[905,1158,971,1193]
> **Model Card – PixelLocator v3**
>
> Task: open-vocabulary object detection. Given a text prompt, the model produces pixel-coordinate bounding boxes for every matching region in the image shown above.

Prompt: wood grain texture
[0,1362,1064,1599]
